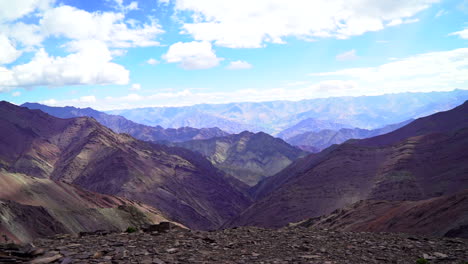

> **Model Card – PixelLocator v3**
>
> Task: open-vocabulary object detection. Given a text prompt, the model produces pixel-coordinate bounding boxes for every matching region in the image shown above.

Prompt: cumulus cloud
[450,28,468,39]
[226,60,253,70]
[0,40,129,92]
[336,50,358,61]
[0,35,22,64]
[173,0,439,48]
[40,5,163,48]
[12,91,21,97]
[162,41,222,69]
[0,0,54,22]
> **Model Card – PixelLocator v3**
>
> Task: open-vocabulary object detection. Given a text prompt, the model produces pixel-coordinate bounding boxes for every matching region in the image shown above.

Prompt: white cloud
[336,49,358,61]
[450,28,468,39]
[0,35,22,64]
[435,9,448,17]
[0,0,54,22]
[79,95,97,103]
[130,83,141,91]
[311,48,468,94]
[173,0,439,48]
[146,58,159,65]
[386,18,419,26]
[162,41,222,69]
[12,91,21,97]
[40,5,163,48]
[0,40,129,91]
[226,60,252,70]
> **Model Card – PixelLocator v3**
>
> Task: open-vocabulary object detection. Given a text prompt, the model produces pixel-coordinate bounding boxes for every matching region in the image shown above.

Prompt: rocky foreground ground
[1,226,467,264]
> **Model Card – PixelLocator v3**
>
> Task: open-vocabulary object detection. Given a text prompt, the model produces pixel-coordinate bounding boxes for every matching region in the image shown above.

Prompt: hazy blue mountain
[286,119,414,151]
[107,90,468,134]
[277,118,352,140]
[21,103,229,142]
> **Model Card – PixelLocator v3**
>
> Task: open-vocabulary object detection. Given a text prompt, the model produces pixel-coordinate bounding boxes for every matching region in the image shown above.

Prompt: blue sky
[0,0,467,110]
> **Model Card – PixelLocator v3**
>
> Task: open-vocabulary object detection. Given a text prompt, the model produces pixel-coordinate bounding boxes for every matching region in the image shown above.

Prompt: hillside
[226,101,468,229]
[173,131,308,186]
[21,103,229,142]
[0,101,251,230]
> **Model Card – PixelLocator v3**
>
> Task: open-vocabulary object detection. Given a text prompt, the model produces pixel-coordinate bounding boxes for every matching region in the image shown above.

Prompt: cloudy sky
[0,0,467,110]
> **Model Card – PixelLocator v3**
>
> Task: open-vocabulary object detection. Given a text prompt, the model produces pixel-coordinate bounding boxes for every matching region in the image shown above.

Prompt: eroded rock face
[5,227,467,264]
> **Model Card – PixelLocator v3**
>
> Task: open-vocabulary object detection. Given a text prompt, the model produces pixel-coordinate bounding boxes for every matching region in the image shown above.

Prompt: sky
[0,0,467,110]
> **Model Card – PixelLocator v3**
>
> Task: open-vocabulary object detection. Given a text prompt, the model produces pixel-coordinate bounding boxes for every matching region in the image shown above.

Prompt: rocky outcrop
[173,131,308,186]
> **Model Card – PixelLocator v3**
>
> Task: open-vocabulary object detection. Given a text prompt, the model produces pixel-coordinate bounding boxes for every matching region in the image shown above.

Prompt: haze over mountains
[108,90,468,134]
[22,103,229,143]
[226,101,468,237]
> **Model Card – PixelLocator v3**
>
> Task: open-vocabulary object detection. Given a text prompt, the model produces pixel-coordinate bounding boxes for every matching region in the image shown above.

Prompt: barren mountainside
[227,101,468,230]
[0,101,251,231]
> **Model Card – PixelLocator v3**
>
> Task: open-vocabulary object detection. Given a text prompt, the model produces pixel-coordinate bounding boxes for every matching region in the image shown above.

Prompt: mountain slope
[0,169,173,243]
[287,119,413,151]
[296,189,468,238]
[21,103,229,142]
[0,101,251,230]
[173,131,308,186]
[226,101,468,229]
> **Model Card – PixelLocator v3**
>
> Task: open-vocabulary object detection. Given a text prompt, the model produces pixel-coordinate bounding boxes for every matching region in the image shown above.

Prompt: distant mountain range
[226,101,468,237]
[286,119,413,152]
[21,103,229,142]
[172,131,308,186]
[0,102,251,234]
[108,90,468,134]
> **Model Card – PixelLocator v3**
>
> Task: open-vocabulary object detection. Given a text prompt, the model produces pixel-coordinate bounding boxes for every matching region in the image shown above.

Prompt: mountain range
[226,101,468,237]
[285,119,413,152]
[172,131,308,186]
[0,101,251,233]
[21,103,229,143]
[108,90,468,134]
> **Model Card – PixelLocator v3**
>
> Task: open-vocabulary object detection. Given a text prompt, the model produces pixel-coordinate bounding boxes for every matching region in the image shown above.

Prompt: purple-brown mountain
[0,101,251,231]
[172,131,308,186]
[21,103,229,142]
[226,101,468,236]
[286,119,413,152]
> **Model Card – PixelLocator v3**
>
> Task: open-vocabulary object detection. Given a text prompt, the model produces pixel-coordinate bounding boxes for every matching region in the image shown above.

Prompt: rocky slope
[286,119,413,152]
[296,189,468,238]
[0,169,173,243]
[6,226,467,263]
[21,103,229,142]
[173,131,308,186]
[0,101,251,230]
[227,101,468,229]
